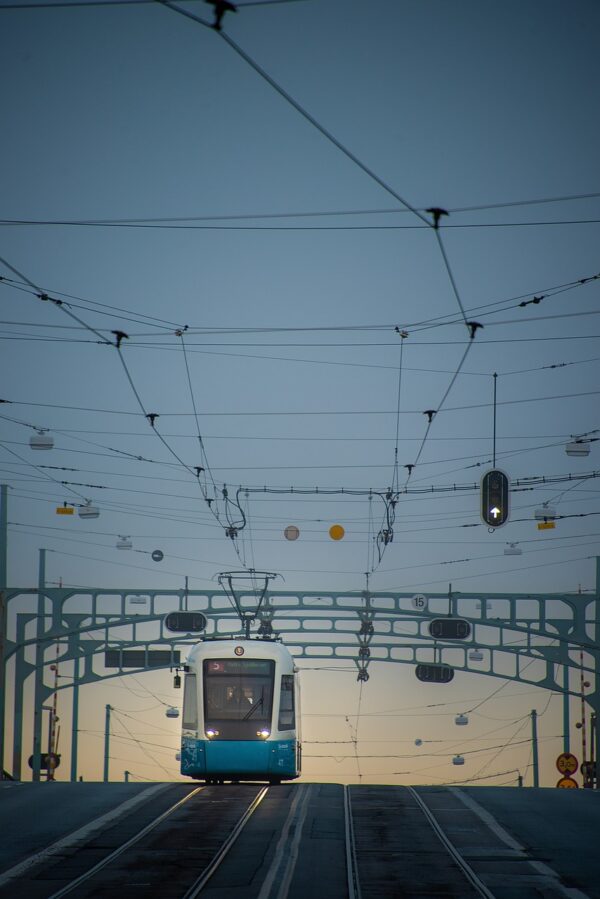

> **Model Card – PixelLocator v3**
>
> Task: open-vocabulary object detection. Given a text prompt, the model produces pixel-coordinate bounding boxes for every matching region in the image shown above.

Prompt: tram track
[46,786,207,899]
[406,786,495,899]
[346,785,495,899]
[1,783,592,898]
[0,784,268,899]
[182,786,268,899]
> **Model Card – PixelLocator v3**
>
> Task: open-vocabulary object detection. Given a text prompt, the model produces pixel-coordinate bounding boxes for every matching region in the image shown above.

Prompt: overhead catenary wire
[0,255,241,551]
[10,386,600,417]
[402,339,478,492]
[105,708,177,778]
[391,329,407,493]
[156,0,495,361]
[0,442,90,502]
[0,0,307,10]
[8,216,600,231]
[468,717,531,783]
[176,328,221,517]
[2,24,596,596]
[1,5,597,791]
[12,0,482,347]
[2,267,598,338]
[4,267,600,353]
[304,735,555,760]
[1,188,599,224]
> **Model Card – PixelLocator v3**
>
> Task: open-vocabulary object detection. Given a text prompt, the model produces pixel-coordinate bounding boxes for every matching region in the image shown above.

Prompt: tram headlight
[257,729,270,739]
[205,729,220,738]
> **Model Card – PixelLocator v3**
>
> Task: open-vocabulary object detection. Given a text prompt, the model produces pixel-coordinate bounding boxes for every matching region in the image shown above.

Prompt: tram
[179,638,301,784]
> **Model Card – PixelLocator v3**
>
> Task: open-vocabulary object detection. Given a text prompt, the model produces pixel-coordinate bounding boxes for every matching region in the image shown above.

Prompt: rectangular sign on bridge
[105,650,181,669]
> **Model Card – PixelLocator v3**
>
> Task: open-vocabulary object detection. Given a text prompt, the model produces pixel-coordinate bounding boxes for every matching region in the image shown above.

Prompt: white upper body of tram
[180,638,301,783]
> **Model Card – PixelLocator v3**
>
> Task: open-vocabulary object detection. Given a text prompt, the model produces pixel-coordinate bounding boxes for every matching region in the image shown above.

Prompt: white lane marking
[450,788,591,899]
[275,786,312,899]
[0,783,170,887]
[257,784,312,899]
[344,786,362,899]
[449,788,523,850]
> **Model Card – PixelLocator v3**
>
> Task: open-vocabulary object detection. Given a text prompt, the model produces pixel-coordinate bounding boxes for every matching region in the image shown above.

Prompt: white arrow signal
[490,506,501,519]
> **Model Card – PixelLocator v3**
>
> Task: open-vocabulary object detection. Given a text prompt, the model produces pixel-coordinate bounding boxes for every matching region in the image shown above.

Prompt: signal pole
[32,549,47,782]
[103,704,112,782]
[531,709,539,787]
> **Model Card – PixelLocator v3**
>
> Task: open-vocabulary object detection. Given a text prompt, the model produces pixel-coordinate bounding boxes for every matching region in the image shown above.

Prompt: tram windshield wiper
[243,693,264,720]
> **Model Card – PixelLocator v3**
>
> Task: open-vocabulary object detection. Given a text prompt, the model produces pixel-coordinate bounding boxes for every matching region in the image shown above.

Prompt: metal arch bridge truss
[2,561,599,782]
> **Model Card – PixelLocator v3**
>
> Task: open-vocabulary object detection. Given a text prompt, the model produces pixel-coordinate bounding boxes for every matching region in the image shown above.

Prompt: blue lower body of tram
[181,735,299,780]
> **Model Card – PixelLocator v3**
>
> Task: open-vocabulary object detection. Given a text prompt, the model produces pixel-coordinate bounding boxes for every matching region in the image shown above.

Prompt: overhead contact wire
[158,2,429,226]
[406,340,475,486]
[177,330,221,517]
[391,333,406,493]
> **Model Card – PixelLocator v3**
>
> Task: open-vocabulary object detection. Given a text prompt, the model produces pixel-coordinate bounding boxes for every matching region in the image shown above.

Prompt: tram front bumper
[181,737,297,777]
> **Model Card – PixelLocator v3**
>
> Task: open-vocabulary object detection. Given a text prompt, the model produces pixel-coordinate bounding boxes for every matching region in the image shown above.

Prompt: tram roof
[186,637,295,668]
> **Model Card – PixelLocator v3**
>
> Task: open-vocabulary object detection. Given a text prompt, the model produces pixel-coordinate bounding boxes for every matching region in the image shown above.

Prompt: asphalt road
[1,781,599,898]
[459,786,600,897]
[0,781,185,874]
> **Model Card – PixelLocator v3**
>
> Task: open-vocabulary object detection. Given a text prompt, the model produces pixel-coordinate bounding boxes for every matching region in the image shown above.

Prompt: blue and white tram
[180,639,301,784]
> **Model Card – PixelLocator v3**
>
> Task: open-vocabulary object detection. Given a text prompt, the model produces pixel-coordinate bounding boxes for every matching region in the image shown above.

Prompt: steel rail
[344,785,362,899]
[406,786,496,899]
[46,786,205,899]
[183,786,269,898]
[45,784,268,899]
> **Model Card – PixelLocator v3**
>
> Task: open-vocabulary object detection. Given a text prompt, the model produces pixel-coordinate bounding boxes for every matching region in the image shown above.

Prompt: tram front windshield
[203,659,274,726]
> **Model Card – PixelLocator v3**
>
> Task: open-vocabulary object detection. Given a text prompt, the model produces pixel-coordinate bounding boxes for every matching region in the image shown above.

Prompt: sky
[1,0,599,786]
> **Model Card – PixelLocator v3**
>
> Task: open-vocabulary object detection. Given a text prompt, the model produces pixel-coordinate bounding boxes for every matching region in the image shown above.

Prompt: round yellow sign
[556,776,578,789]
[556,752,578,774]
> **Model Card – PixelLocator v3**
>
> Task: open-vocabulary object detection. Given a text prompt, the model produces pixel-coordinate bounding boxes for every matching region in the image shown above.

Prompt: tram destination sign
[415,663,454,683]
[205,659,273,675]
[428,618,471,640]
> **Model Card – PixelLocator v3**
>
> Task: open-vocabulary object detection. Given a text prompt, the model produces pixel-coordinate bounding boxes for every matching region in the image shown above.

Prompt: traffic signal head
[164,611,207,633]
[480,468,510,528]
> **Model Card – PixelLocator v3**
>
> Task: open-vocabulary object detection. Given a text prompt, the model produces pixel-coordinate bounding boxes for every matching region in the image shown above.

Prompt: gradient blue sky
[1,0,599,784]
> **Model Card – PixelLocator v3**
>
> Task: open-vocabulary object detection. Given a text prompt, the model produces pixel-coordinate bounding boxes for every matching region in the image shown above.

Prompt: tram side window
[278,675,295,730]
[182,673,198,730]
